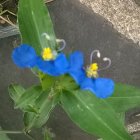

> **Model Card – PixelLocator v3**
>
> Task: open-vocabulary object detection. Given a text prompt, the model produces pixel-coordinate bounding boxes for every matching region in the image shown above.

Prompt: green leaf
[58,75,79,91]
[24,89,59,131]
[43,128,54,140]
[8,84,25,102]
[118,113,125,124]
[23,112,36,130]
[18,0,56,54]
[107,83,140,113]
[60,90,132,140]
[0,127,11,140]
[0,133,10,140]
[15,85,42,110]
[40,74,55,91]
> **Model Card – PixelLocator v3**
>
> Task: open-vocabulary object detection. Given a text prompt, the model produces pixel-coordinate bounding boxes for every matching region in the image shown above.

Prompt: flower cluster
[12,44,114,98]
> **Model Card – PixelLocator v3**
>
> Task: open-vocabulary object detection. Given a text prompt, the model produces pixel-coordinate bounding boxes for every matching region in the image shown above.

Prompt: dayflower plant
[12,23,114,98]
[6,0,140,140]
[12,34,114,98]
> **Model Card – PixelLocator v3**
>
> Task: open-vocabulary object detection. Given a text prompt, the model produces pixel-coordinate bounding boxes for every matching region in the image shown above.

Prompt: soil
[0,0,18,26]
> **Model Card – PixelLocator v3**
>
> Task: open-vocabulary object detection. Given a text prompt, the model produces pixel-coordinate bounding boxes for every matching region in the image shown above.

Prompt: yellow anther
[86,63,99,78]
[42,48,54,60]
[89,63,98,71]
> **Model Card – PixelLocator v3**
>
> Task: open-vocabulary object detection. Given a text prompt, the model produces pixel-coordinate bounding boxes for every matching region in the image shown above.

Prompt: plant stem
[45,0,54,3]
[0,130,23,134]
[0,130,36,140]
[0,16,16,26]
[25,133,36,140]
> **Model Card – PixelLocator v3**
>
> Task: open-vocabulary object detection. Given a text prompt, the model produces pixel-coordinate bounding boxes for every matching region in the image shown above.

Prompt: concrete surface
[134,0,140,6]
[79,0,140,45]
[0,0,140,139]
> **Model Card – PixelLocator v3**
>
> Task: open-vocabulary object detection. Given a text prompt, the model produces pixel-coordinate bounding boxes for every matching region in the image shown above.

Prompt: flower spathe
[68,51,115,98]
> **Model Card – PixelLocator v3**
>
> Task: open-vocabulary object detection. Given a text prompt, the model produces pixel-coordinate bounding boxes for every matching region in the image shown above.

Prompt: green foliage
[0,127,11,140]
[23,90,59,131]
[18,0,57,54]
[8,0,140,139]
[60,90,132,140]
[107,83,140,112]
[39,73,56,91]
[9,85,42,111]
[43,128,54,140]
[8,84,25,102]
[8,84,59,131]
[9,81,140,139]
[16,86,42,110]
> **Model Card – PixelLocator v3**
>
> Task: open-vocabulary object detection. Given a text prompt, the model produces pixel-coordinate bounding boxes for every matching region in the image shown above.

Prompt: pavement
[79,0,140,45]
[0,0,140,139]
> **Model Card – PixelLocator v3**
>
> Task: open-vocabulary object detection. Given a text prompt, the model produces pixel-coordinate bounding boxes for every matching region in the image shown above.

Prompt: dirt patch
[0,0,18,26]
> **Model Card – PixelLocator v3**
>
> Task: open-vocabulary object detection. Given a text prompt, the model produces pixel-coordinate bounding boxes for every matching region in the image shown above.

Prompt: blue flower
[80,77,114,98]
[68,51,114,98]
[12,44,69,76]
[68,51,85,84]
[12,44,38,68]
[36,53,69,76]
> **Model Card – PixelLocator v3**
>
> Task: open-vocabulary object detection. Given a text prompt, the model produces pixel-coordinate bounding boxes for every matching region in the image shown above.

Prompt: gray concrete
[0,0,140,139]
[134,0,140,6]
[79,0,140,45]
[0,25,19,39]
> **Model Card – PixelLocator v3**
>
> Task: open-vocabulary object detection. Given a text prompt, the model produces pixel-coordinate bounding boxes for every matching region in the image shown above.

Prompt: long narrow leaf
[60,90,132,140]
[18,0,56,54]
[8,84,25,102]
[15,85,42,110]
[107,83,140,112]
[0,127,11,140]
[24,90,59,130]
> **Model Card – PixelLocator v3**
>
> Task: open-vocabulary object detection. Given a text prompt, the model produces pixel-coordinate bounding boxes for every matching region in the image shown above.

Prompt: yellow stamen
[42,48,54,60]
[86,63,99,78]
[90,63,98,71]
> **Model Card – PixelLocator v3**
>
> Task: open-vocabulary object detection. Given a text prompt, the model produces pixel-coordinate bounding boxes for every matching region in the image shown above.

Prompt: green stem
[0,130,23,134]
[25,133,35,140]
[0,130,36,140]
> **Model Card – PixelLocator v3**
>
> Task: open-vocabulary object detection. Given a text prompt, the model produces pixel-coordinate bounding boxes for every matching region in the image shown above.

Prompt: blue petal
[54,53,69,74]
[81,78,114,98]
[37,53,68,76]
[69,51,84,70]
[37,57,60,76]
[80,77,95,92]
[12,44,37,68]
[69,69,86,85]
[92,78,114,98]
[68,51,85,84]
